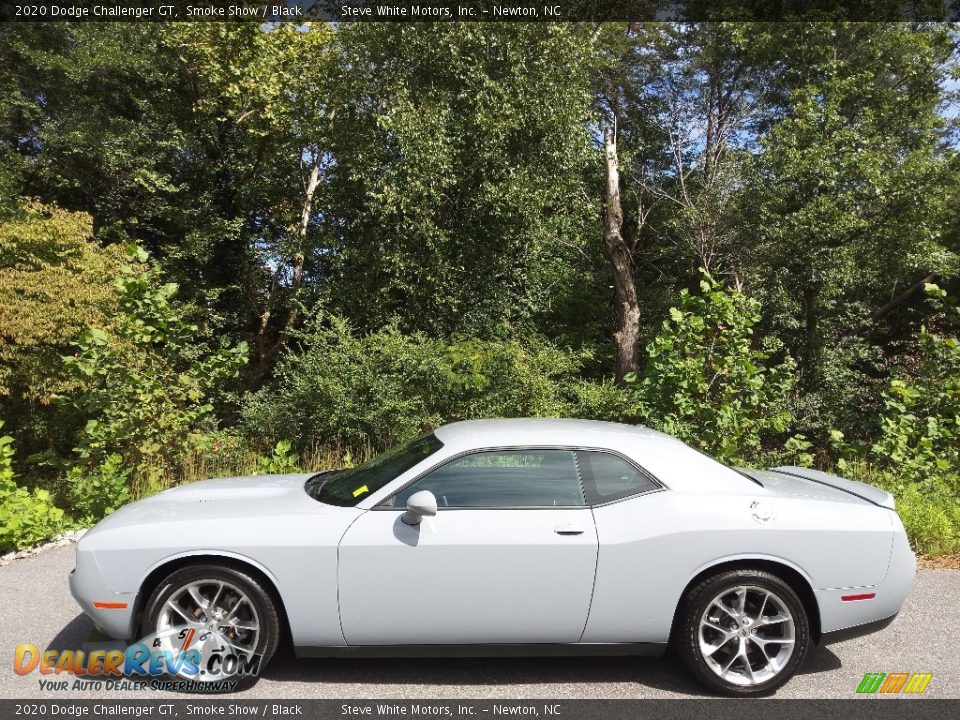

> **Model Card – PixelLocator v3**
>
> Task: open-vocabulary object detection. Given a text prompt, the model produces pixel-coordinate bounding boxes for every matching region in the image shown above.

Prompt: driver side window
[389,449,584,508]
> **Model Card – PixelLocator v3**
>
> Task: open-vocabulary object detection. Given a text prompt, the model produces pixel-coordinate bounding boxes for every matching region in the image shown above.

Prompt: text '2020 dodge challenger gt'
[70,418,915,695]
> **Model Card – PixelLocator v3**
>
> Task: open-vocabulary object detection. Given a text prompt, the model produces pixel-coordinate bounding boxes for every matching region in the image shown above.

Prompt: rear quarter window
[576,450,660,504]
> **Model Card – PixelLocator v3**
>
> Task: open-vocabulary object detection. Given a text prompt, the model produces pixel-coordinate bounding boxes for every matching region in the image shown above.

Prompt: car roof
[424,418,759,497]
[433,418,675,449]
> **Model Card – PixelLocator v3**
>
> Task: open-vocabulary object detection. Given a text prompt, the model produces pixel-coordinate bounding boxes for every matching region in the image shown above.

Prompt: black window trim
[373,445,668,511]
[575,448,664,506]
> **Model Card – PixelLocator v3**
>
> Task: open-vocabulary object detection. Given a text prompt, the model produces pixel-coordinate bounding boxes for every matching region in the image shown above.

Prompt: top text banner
[2,0,960,22]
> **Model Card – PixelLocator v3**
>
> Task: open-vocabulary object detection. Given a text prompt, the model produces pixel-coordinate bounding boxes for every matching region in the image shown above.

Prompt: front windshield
[306,433,443,507]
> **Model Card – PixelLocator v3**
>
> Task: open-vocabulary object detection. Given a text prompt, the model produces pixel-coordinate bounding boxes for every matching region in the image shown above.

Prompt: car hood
[149,473,316,501]
[84,473,334,536]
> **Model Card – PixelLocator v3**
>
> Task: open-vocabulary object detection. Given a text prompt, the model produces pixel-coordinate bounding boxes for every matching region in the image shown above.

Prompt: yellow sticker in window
[352,485,369,498]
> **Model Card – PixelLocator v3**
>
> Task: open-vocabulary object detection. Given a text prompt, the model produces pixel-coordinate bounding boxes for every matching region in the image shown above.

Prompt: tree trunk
[801,283,820,390]
[602,125,641,386]
[283,158,321,336]
[253,268,279,376]
[253,157,321,377]
[870,273,937,325]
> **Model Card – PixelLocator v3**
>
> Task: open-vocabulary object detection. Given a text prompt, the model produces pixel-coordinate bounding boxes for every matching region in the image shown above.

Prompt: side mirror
[402,490,438,526]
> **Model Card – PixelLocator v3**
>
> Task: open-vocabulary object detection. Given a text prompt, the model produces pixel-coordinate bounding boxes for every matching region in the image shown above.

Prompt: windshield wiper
[305,469,340,497]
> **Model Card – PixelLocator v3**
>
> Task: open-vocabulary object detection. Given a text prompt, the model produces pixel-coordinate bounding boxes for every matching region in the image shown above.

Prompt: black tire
[141,564,280,692]
[673,568,810,697]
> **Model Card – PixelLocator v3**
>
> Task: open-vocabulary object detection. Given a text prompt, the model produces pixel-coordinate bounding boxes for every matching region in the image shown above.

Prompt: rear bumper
[69,550,137,640]
[818,613,898,645]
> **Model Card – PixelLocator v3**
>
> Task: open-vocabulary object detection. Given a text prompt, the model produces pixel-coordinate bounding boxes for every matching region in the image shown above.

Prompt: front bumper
[69,549,137,640]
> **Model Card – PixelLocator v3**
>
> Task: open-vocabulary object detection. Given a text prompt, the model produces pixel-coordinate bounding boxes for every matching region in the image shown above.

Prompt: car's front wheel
[673,568,810,696]
[141,564,280,691]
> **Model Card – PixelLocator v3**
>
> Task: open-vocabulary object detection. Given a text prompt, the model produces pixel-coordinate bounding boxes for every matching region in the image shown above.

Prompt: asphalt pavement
[1,543,957,700]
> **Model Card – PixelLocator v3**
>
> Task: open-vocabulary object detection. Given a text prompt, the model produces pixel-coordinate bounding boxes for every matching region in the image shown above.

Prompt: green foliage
[741,23,958,437]
[328,24,597,337]
[242,313,611,452]
[0,421,65,552]
[1,23,959,557]
[0,201,124,463]
[843,460,960,556]
[0,201,123,400]
[67,454,131,525]
[824,288,960,555]
[781,434,816,468]
[628,273,795,466]
[0,24,339,376]
[62,247,248,501]
[868,286,960,494]
[257,440,301,475]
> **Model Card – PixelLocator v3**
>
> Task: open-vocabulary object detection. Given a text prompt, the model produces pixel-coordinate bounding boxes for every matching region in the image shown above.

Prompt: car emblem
[749,500,776,524]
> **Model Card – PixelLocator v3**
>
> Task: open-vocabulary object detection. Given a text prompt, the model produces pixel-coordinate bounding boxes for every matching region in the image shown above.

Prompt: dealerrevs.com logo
[856,672,933,695]
[13,625,261,693]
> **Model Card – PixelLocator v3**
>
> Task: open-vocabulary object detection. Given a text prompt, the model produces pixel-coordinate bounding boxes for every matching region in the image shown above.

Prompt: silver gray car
[70,419,915,695]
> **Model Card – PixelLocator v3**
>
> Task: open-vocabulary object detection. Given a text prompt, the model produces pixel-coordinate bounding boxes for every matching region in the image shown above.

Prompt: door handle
[554,523,585,536]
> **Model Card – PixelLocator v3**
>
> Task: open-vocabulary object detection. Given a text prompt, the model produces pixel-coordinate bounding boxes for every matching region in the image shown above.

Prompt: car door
[337,448,599,645]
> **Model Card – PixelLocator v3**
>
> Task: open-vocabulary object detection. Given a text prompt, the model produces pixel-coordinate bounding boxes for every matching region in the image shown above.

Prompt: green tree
[591,23,784,382]
[0,24,338,378]
[0,202,122,401]
[0,201,123,460]
[160,23,338,373]
[741,23,958,438]
[325,23,597,337]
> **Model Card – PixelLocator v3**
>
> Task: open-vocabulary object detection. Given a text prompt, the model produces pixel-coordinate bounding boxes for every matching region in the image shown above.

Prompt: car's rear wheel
[142,564,280,691]
[673,568,810,696]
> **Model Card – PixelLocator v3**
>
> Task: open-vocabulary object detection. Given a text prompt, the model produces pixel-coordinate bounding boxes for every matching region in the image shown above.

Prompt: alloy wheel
[155,578,261,680]
[697,584,796,687]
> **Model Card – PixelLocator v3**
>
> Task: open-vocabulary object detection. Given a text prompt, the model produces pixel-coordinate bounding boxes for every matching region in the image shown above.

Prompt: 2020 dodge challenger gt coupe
[70,419,915,695]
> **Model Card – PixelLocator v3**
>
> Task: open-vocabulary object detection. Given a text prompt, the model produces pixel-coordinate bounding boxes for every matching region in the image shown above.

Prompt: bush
[62,246,248,507]
[67,454,131,525]
[843,460,960,556]
[822,287,960,556]
[0,201,125,473]
[241,316,448,450]
[241,313,617,452]
[627,272,796,466]
[0,421,65,552]
[867,284,959,495]
[257,440,301,475]
[893,484,960,556]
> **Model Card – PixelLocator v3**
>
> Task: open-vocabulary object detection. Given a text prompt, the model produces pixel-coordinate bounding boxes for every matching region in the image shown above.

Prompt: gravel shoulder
[1,543,957,700]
